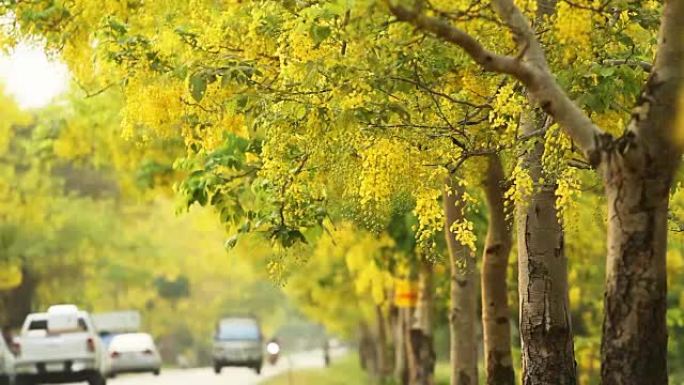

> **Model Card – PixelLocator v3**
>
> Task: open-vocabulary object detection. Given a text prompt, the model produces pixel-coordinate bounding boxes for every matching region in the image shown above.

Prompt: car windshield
[216,318,260,341]
[109,333,155,352]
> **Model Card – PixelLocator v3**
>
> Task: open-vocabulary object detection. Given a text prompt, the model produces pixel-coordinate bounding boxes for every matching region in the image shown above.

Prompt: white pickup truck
[13,305,108,385]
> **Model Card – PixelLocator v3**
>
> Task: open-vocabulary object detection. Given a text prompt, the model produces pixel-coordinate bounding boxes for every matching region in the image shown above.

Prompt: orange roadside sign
[394,279,418,308]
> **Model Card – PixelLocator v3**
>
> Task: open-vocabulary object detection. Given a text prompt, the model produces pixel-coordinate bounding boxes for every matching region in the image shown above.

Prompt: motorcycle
[266,340,280,365]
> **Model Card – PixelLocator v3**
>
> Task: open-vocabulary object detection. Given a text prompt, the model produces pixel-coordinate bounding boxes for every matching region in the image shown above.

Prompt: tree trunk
[599,140,670,385]
[517,3,576,382]
[595,3,684,378]
[481,154,515,385]
[444,178,478,385]
[374,303,391,381]
[404,309,418,385]
[598,2,684,382]
[359,321,378,374]
[394,305,409,385]
[517,114,576,385]
[409,261,436,385]
[0,265,36,329]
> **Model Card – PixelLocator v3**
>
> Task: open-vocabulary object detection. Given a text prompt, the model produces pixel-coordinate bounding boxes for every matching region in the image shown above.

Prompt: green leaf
[189,73,207,102]
[310,25,332,45]
[599,67,616,77]
[295,104,308,120]
[108,18,128,35]
[225,235,239,250]
[387,102,411,122]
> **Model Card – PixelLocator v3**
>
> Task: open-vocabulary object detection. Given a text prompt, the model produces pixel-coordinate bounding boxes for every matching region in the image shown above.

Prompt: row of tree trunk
[435,100,674,385]
[439,138,578,385]
[443,153,525,385]
[360,145,575,385]
[358,272,436,385]
[387,0,683,382]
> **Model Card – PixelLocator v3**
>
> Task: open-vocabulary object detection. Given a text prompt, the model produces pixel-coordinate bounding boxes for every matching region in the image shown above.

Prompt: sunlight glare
[0,44,69,109]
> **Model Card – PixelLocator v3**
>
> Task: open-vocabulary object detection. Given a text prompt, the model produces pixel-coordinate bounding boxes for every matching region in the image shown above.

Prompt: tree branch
[388,4,535,83]
[602,59,652,73]
[388,0,604,159]
[654,0,684,79]
[75,80,115,98]
[632,0,684,164]
[278,154,309,227]
[390,76,492,109]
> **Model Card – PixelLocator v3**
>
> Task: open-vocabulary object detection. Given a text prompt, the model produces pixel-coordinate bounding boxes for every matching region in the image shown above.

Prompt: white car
[107,333,161,378]
[0,335,14,385]
[13,305,108,385]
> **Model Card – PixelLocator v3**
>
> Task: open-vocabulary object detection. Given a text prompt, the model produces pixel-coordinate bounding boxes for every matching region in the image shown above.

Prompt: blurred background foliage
[0,85,321,365]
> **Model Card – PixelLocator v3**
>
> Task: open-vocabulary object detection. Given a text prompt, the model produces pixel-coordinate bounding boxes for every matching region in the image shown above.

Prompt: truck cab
[14,305,108,385]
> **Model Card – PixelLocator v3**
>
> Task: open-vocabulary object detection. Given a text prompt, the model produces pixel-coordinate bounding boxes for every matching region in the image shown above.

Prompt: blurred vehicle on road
[212,316,263,375]
[0,331,15,385]
[13,304,108,385]
[107,333,161,378]
[93,311,141,349]
[265,338,280,366]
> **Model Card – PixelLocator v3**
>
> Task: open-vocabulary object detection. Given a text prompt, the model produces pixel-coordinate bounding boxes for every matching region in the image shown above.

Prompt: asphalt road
[84,349,338,385]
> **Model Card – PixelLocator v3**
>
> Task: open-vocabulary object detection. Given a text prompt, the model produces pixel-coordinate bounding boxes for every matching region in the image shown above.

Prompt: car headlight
[266,342,280,355]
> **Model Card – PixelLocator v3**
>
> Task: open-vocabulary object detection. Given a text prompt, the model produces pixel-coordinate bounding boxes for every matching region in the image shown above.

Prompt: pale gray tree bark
[409,261,436,385]
[514,5,575,383]
[517,113,576,385]
[480,154,516,385]
[394,305,409,385]
[597,3,684,383]
[444,178,478,385]
[374,304,390,381]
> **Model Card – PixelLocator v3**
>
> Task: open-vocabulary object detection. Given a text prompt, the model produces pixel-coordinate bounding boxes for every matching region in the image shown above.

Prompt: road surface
[65,349,344,385]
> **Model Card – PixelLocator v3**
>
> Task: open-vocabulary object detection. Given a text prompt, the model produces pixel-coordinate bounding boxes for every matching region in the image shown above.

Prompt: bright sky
[0,44,69,109]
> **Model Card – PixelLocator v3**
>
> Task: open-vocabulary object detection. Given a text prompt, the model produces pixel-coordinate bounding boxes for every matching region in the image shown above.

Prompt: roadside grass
[262,354,369,385]
[435,361,450,385]
[263,350,519,385]
[263,357,453,385]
